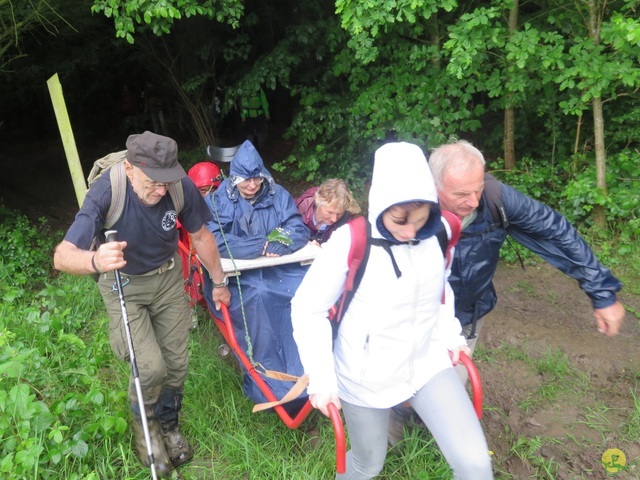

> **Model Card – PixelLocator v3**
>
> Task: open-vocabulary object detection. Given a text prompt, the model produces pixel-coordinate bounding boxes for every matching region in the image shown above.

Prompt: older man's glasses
[143,179,180,190]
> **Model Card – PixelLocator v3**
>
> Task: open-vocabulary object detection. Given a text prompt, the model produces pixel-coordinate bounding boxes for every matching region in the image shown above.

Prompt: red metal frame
[210,303,346,473]
[459,352,483,419]
[177,230,346,472]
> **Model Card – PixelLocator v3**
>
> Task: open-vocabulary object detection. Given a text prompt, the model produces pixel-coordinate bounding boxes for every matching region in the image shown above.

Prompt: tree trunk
[503,0,519,170]
[592,96,606,227]
[504,107,515,170]
[587,0,606,228]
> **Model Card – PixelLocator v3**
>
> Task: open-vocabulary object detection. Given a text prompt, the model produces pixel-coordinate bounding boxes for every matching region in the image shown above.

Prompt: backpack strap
[437,210,462,304]
[104,162,128,229]
[440,210,461,269]
[168,181,185,215]
[334,211,462,319]
[334,215,370,324]
[103,165,185,230]
[483,173,508,228]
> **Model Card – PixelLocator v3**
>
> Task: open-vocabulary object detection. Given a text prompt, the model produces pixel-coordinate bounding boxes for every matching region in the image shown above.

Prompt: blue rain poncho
[203,141,310,411]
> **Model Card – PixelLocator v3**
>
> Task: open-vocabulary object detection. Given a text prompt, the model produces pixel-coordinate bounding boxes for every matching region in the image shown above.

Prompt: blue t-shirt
[65,173,212,275]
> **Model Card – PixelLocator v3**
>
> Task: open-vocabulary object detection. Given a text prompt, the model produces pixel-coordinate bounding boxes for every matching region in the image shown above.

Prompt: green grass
[2,208,639,479]
[620,385,640,443]
[0,212,453,479]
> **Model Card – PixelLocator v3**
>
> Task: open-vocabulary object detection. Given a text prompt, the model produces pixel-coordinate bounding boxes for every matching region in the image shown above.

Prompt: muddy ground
[479,263,640,479]
[2,136,639,479]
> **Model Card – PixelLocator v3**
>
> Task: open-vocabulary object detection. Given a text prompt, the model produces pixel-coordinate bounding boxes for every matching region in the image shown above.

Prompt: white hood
[368,142,440,240]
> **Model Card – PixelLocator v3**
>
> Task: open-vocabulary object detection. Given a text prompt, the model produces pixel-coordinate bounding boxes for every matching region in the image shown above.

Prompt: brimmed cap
[126,131,186,182]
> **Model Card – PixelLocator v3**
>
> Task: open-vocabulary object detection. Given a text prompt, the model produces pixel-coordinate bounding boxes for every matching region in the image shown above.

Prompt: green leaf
[70,439,89,458]
[267,228,293,246]
[0,453,14,473]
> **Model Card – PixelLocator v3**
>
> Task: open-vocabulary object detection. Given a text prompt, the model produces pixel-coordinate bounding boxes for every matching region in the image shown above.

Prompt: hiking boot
[132,407,172,478]
[162,425,194,467]
[158,389,194,468]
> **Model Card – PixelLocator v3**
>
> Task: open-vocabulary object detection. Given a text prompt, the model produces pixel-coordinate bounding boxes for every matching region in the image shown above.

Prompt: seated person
[202,140,310,411]
[295,178,361,244]
[187,161,223,197]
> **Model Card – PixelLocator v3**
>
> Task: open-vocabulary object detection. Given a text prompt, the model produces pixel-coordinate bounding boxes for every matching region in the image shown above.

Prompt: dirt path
[481,262,640,479]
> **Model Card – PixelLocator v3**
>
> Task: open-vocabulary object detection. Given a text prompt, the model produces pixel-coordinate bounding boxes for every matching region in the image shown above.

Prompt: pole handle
[105,229,118,243]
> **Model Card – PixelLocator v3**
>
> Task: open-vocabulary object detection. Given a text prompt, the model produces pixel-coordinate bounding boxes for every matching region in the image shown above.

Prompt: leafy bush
[488,151,640,264]
[0,208,59,291]
[0,211,128,479]
[560,151,640,245]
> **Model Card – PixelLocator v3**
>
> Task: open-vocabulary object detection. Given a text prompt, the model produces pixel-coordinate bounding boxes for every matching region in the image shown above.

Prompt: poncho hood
[226,140,275,201]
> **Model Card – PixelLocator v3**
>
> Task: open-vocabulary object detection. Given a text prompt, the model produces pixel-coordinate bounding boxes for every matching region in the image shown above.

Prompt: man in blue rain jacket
[428,140,625,349]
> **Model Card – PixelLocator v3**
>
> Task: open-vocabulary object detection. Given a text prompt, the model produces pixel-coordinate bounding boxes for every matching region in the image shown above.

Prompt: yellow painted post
[47,73,86,208]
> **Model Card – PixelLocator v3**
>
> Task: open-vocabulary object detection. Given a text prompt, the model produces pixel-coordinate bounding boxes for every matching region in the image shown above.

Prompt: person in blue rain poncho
[202,140,310,411]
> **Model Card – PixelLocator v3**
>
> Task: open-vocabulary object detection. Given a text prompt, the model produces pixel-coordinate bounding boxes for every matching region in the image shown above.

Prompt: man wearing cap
[54,131,231,477]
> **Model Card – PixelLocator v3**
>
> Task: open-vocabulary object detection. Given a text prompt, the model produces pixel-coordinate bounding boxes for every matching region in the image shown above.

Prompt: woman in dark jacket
[296,178,361,244]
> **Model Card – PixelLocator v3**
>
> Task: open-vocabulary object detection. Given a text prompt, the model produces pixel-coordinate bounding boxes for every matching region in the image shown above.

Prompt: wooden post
[47,73,86,208]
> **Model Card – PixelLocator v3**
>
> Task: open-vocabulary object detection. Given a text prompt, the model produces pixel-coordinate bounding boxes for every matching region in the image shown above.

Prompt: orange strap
[251,373,309,412]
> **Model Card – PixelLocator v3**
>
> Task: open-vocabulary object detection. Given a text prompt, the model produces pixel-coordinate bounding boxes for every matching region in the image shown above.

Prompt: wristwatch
[212,276,229,288]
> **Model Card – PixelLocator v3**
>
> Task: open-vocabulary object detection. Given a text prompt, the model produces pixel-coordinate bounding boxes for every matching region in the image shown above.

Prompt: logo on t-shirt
[162,210,178,231]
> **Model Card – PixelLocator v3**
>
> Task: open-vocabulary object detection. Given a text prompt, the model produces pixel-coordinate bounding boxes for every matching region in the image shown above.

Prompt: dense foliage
[0,0,638,234]
[0,209,126,479]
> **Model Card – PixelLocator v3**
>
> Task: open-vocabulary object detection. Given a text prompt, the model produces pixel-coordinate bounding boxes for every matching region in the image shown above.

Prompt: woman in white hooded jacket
[291,142,493,479]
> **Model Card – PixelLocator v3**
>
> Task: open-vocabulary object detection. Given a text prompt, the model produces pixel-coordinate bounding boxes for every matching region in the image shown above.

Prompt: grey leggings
[337,368,493,480]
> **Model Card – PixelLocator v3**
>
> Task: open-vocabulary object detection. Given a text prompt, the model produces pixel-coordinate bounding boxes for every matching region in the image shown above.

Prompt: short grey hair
[428,140,485,187]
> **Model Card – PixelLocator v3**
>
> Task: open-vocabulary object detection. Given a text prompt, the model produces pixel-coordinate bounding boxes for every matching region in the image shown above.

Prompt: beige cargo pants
[98,254,191,405]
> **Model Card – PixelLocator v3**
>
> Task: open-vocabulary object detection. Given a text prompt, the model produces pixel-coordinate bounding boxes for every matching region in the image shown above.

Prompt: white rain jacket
[291,142,466,408]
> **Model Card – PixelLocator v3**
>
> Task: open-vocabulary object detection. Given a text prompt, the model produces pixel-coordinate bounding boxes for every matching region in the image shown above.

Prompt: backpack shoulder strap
[437,210,462,304]
[436,210,462,269]
[104,162,128,229]
[334,215,370,323]
[483,173,509,228]
[168,180,185,215]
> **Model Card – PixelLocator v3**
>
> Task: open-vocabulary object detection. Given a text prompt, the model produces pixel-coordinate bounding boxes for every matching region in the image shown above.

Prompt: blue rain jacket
[450,181,622,327]
[203,141,310,410]
[205,141,309,258]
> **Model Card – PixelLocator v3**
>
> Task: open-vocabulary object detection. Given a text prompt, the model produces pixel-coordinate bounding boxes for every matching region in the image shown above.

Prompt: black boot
[131,403,172,478]
[159,389,194,468]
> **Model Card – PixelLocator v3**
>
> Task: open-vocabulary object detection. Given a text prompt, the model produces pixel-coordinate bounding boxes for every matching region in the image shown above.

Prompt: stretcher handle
[459,352,483,419]
[327,403,346,474]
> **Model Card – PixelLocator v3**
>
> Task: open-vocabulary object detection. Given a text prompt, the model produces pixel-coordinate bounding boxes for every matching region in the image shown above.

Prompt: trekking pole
[105,230,158,480]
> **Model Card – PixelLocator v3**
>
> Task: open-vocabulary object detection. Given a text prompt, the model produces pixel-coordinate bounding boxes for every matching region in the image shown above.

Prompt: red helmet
[188,162,222,190]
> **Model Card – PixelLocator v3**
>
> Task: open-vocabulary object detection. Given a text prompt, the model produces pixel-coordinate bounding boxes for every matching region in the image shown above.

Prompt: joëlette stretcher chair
[177,227,484,474]
[176,230,346,471]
